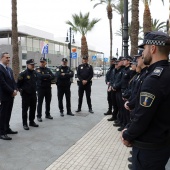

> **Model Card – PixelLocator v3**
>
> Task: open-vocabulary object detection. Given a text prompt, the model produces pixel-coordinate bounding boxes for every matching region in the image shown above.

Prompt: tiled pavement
[46,116,131,170]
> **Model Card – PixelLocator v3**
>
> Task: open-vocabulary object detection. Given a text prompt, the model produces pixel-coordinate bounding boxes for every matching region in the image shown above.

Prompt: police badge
[27,75,30,79]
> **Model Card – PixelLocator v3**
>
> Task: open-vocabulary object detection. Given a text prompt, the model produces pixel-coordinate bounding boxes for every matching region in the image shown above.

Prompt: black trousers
[111,91,119,118]
[78,83,92,110]
[132,146,170,170]
[22,93,37,125]
[107,90,113,111]
[37,87,52,118]
[0,98,14,135]
[57,85,71,113]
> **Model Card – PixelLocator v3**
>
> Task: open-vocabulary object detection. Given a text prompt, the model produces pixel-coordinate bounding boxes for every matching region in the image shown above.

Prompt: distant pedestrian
[36,57,54,122]
[76,56,94,113]
[55,58,74,117]
[0,52,18,140]
[17,59,39,130]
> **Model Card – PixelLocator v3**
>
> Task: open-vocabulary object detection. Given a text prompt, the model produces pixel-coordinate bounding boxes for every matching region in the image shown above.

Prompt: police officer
[55,58,74,116]
[104,57,117,116]
[36,57,54,122]
[17,59,39,130]
[76,56,94,113]
[121,31,170,170]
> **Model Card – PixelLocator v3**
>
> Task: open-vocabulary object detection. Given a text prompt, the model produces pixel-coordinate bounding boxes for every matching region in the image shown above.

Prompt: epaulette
[151,67,163,77]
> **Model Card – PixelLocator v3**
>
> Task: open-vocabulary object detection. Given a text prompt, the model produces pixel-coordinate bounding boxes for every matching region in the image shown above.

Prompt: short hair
[1,52,9,59]
[157,46,170,56]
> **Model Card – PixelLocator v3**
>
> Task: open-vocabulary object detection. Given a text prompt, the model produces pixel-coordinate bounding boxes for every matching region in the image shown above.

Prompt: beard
[143,55,152,65]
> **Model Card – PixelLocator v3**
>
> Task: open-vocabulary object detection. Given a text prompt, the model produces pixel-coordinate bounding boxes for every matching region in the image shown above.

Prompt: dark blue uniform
[105,65,115,115]
[55,65,73,114]
[77,63,93,111]
[123,60,170,170]
[17,69,37,126]
[36,67,54,119]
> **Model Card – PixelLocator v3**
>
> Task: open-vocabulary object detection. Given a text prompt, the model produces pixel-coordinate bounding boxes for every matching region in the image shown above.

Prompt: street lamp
[65,27,75,68]
[100,52,104,76]
[123,0,129,57]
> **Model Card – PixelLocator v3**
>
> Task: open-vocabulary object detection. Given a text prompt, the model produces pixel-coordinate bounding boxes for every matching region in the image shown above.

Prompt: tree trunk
[12,0,19,80]
[107,4,113,64]
[81,35,88,57]
[143,0,152,34]
[130,0,139,56]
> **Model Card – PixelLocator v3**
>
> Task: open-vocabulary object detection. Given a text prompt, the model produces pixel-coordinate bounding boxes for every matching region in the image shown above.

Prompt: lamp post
[123,0,129,57]
[65,27,75,68]
[101,52,104,76]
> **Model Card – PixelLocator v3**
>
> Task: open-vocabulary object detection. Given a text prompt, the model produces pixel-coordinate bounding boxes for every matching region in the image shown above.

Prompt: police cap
[134,50,143,58]
[40,57,47,62]
[111,57,117,61]
[62,58,68,62]
[82,56,88,60]
[26,59,36,65]
[123,56,133,61]
[117,56,124,62]
[130,58,137,65]
[138,31,170,49]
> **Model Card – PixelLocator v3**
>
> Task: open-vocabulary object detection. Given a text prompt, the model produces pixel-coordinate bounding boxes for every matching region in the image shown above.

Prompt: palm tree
[66,12,100,57]
[130,0,139,56]
[151,19,166,31]
[12,0,19,80]
[143,0,164,34]
[91,0,115,62]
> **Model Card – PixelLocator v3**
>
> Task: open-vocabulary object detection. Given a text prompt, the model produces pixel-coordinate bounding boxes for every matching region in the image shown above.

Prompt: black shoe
[23,125,29,130]
[29,122,39,127]
[130,150,132,155]
[107,117,116,121]
[128,157,132,162]
[60,112,64,117]
[128,164,133,169]
[45,115,53,119]
[104,111,112,115]
[89,109,94,113]
[114,120,119,123]
[6,128,18,134]
[113,122,122,127]
[67,112,74,116]
[118,126,125,131]
[0,134,12,140]
[75,109,81,112]
[37,117,42,122]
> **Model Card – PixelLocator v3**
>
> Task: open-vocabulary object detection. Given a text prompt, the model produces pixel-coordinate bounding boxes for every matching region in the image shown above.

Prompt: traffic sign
[92,56,97,61]
[71,52,77,59]
[104,58,108,62]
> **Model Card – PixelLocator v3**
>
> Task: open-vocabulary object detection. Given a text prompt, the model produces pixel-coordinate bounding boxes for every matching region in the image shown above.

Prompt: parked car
[93,67,103,77]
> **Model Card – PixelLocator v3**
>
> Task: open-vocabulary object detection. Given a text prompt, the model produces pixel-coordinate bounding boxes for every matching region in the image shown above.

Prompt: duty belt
[133,140,170,150]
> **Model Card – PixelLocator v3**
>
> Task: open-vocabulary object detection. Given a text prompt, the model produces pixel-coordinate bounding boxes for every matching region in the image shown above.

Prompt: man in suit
[0,52,18,140]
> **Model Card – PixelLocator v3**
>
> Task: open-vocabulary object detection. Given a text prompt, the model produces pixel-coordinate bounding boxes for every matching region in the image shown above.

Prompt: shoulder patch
[151,67,163,77]
[140,92,155,107]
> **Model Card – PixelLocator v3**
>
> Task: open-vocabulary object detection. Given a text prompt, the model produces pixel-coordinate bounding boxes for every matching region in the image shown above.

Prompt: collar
[0,63,7,69]
[147,60,168,74]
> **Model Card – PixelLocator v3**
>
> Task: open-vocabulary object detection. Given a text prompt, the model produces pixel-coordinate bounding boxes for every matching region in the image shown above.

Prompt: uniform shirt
[110,66,124,90]
[105,65,115,84]
[77,63,93,84]
[121,66,135,91]
[123,60,170,144]
[17,69,37,94]
[55,65,73,86]
[35,67,54,88]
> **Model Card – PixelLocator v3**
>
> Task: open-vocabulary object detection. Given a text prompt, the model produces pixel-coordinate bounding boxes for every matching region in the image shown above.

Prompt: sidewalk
[0,76,169,170]
[46,116,131,170]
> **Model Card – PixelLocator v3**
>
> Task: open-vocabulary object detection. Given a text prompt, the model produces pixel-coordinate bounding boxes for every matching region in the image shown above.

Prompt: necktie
[6,67,11,79]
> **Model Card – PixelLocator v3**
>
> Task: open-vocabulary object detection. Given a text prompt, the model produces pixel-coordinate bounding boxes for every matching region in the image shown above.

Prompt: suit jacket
[0,64,17,101]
